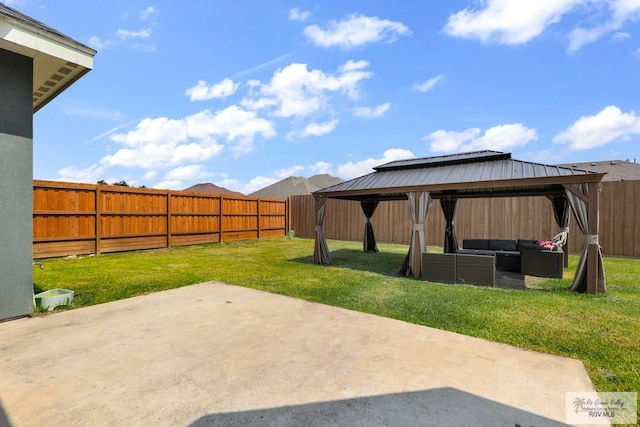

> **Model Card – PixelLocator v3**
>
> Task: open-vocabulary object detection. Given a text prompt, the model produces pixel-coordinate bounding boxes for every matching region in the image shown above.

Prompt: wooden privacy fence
[33,180,289,259]
[290,180,640,258]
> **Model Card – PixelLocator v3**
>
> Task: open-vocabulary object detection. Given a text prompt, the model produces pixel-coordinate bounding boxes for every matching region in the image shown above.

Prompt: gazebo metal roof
[315,151,605,201]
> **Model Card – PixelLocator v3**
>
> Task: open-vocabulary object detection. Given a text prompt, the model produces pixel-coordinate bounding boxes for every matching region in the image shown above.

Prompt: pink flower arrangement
[537,240,557,250]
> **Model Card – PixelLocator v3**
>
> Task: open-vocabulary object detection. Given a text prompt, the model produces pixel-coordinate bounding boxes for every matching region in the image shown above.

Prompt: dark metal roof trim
[374,150,510,172]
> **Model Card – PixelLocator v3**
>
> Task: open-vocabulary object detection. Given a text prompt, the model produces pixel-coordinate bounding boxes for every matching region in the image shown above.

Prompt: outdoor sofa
[457,239,564,279]
[422,238,564,287]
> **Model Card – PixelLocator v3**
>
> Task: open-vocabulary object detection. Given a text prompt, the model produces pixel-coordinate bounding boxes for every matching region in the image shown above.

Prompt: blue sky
[10,0,640,192]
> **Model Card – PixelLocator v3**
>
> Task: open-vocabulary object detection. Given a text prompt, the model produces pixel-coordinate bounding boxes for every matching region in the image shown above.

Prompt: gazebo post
[313,196,332,265]
[587,183,603,293]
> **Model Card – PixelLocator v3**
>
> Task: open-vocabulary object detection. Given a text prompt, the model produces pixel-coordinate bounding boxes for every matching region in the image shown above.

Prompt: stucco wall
[0,49,33,320]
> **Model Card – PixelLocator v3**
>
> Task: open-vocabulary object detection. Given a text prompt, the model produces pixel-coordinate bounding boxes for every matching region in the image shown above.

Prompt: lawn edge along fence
[33,180,289,258]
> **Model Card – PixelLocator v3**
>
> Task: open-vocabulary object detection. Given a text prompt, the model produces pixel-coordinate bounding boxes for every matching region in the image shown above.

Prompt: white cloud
[353,102,390,118]
[612,0,640,21]
[243,61,373,119]
[568,0,640,51]
[289,8,311,22]
[144,170,158,180]
[117,28,152,39]
[337,148,415,179]
[426,124,537,153]
[164,165,211,181]
[310,161,333,174]
[444,0,640,51]
[57,164,105,183]
[186,78,240,101]
[304,14,411,48]
[102,106,275,169]
[91,6,157,51]
[444,0,581,44]
[216,176,279,195]
[288,120,339,139]
[553,105,640,149]
[140,6,156,21]
[275,165,305,179]
[426,128,481,153]
[413,75,443,93]
[87,36,111,50]
[153,180,183,190]
[612,31,631,39]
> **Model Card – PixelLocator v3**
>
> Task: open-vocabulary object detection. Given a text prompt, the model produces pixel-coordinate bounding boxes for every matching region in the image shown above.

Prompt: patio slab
[0,282,596,426]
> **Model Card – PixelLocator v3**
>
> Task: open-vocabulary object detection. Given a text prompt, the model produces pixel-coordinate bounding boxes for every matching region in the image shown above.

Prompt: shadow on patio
[189,387,568,426]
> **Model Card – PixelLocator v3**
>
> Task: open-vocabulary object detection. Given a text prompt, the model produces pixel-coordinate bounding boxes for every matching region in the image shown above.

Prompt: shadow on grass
[189,387,567,427]
[289,248,408,278]
[292,249,575,292]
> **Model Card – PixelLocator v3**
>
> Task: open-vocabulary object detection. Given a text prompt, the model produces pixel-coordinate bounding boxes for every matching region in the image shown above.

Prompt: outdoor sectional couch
[422,238,564,288]
[457,239,564,279]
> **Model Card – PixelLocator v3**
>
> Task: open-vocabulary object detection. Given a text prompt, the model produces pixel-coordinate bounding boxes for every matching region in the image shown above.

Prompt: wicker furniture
[422,252,495,287]
[457,239,564,278]
[422,252,457,284]
[456,253,495,287]
[520,246,564,278]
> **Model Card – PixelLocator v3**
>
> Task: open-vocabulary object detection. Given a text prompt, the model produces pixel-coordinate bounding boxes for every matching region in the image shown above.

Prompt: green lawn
[34,237,639,399]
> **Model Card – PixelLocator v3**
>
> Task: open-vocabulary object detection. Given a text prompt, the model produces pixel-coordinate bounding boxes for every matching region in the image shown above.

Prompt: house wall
[0,48,34,320]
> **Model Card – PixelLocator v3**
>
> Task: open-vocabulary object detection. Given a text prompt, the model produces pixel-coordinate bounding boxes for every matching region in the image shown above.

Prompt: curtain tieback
[366,218,371,223]
[315,226,322,232]
[412,224,423,231]
[560,227,569,233]
[585,234,598,244]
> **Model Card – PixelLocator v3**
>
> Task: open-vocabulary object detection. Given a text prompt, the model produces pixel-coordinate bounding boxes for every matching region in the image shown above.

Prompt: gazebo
[312,151,606,294]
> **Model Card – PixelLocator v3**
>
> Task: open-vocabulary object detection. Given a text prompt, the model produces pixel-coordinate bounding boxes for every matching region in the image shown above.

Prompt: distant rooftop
[557,160,640,181]
[250,174,344,198]
[183,182,244,196]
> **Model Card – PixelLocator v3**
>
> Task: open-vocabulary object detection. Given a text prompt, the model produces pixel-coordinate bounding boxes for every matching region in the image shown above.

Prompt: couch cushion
[517,239,539,250]
[519,242,543,251]
[488,239,518,251]
[462,239,489,250]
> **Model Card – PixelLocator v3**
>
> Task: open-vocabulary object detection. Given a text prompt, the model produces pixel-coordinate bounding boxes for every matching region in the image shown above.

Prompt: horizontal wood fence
[290,180,640,258]
[33,180,289,258]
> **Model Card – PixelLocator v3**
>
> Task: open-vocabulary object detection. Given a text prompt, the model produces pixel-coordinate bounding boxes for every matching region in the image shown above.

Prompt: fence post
[219,195,224,243]
[167,191,172,249]
[285,197,290,237]
[257,199,261,239]
[95,186,101,255]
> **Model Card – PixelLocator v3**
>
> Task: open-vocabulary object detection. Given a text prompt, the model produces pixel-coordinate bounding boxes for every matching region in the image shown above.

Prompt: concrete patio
[0,282,596,426]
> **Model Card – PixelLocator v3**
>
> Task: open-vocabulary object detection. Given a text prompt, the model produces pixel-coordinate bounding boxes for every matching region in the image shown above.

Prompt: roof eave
[1,11,96,112]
